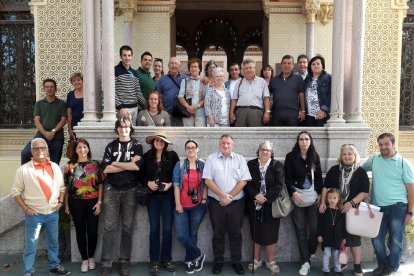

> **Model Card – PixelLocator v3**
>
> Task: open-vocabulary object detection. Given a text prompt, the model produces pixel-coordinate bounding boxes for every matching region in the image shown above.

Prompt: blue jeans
[174,203,207,262]
[101,185,137,267]
[372,202,407,272]
[147,192,175,262]
[21,137,64,165]
[23,211,60,274]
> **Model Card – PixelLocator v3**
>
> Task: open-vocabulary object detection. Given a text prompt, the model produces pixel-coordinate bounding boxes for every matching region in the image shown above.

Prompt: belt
[116,103,138,109]
[236,105,262,110]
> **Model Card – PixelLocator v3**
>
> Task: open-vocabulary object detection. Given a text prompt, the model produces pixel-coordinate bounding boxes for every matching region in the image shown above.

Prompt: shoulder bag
[136,181,152,206]
[272,183,294,218]
[293,169,318,207]
[168,75,191,117]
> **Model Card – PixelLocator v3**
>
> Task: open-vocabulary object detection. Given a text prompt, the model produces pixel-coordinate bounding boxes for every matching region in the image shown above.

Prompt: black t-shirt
[323,164,369,201]
[269,73,304,114]
[101,138,144,190]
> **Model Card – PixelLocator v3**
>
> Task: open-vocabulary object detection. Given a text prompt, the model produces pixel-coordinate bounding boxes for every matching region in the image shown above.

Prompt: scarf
[338,163,358,200]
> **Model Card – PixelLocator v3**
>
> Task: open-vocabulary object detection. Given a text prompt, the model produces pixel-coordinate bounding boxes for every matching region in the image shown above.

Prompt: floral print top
[64,160,105,200]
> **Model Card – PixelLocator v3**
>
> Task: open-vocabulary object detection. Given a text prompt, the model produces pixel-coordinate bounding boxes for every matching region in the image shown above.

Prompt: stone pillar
[81,0,98,122]
[304,0,319,58]
[119,0,137,46]
[94,0,103,118]
[327,0,346,124]
[101,0,116,122]
[343,0,353,119]
[347,0,366,123]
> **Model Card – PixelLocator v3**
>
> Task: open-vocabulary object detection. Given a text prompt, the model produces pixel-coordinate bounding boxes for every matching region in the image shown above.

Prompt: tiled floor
[1,254,414,276]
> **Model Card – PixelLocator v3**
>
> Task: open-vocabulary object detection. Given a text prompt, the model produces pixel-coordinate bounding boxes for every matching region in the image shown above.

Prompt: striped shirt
[115,62,146,110]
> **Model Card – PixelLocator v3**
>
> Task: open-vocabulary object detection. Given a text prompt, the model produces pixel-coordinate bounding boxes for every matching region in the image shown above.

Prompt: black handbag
[136,182,152,206]
[173,95,191,117]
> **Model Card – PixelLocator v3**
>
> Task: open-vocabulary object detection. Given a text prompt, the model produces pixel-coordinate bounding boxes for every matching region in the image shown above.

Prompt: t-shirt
[180,169,202,208]
[33,97,67,139]
[269,73,304,114]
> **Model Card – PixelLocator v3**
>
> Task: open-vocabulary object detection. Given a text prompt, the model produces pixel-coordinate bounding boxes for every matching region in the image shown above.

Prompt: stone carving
[316,3,333,25]
[303,0,320,22]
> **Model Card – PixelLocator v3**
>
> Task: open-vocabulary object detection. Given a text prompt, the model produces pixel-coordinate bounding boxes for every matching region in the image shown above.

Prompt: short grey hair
[256,140,274,158]
[242,58,255,66]
[212,67,225,78]
[31,137,48,149]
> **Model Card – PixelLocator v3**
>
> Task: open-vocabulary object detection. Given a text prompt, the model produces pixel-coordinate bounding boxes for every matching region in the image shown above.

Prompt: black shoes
[232,263,245,275]
[212,263,223,274]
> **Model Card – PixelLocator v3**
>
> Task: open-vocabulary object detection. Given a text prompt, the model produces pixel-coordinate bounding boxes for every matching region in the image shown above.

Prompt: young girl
[317,188,346,276]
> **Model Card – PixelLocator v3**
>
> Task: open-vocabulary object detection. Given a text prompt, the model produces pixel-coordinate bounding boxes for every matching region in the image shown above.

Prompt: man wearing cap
[100,116,144,276]
[13,137,71,276]
[203,134,252,275]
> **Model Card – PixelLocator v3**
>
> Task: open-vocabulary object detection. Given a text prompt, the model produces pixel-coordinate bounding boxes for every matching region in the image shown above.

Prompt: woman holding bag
[284,131,323,276]
[245,141,284,274]
[319,144,369,276]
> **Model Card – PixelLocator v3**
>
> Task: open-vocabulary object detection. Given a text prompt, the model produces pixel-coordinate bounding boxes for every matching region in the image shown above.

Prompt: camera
[156,181,165,192]
[188,188,198,204]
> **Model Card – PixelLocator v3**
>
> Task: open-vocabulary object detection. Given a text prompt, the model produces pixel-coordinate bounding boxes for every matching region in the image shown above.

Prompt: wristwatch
[407,211,413,216]
[51,129,56,133]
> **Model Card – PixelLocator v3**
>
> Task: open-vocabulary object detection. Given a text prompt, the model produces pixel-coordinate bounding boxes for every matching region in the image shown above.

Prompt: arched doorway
[175,0,265,70]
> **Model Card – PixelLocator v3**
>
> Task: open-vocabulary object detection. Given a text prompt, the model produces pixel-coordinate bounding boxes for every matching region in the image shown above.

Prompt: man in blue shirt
[156,57,184,126]
[362,132,414,275]
[203,134,251,275]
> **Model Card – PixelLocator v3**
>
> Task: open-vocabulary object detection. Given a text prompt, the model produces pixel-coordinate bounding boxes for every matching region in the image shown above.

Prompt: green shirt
[137,67,156,100]
[362,152,414,206]
[33,97,67,139]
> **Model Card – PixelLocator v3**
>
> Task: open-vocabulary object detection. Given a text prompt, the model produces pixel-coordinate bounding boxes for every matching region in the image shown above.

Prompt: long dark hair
[291,131,318,169]
[70,138,92,162]
[150,140,170,161]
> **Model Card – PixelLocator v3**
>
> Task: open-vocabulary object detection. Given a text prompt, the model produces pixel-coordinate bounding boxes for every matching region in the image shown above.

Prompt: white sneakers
[81,260,88,273]
[80,258,96,273]
[299,262,311,276]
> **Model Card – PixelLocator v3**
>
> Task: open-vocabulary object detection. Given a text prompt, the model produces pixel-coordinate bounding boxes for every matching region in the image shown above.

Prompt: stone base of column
[326,112,346,126]
[100,111,117,122]
[344,112,364,124]
[81,111,99,122]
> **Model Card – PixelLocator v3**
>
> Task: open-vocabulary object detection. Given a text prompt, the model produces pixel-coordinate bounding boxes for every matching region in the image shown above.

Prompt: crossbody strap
[144,110,156,126]
[167,74,180,89]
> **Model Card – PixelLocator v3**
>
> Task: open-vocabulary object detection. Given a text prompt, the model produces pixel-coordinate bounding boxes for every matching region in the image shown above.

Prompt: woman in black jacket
[245,141,284,274]
[142,131,179,275]
[284,131,323,276]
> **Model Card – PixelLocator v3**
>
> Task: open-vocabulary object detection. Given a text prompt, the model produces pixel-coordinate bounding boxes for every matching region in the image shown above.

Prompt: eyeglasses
[32,146,47,151]
[186,146,197,150]
[260,148,271,152]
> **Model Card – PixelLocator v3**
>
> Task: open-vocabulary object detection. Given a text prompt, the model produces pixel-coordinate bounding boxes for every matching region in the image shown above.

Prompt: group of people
[13,119,414,276]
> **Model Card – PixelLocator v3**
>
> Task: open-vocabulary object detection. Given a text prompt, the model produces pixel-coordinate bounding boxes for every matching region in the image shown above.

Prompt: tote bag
[272,184,294,218]
[346,203,383,238]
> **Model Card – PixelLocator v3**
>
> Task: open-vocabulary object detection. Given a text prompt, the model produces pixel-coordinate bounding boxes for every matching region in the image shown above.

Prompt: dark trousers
[272,112,299,126]
[21,137,64,165]
[147,192,175,262]
[291,204,319,263]
[208,197,245,263]
[68,198,99,260]
[306,115,327,127]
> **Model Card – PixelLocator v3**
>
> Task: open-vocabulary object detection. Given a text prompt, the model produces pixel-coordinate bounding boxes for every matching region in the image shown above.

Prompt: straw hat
[145,131,172,145]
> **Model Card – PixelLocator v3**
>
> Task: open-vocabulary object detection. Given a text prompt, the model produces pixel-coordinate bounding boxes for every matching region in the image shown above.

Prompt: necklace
[329,208,338,226]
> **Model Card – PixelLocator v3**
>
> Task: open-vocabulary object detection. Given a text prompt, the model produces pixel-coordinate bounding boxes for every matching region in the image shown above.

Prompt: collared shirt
[12,159,65,214]
[362,152,414,206]
[202,151,251,201]
[137,67,156,100]
[269,72,304,114]
[156,72,184,114]
[232,76,270,108]
[33,97,67,139]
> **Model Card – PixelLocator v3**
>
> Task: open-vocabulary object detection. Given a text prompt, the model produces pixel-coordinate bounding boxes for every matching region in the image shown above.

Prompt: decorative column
[304,0,320,58]
[94,0,103,118]
[101,0,116,122]
[343,0,353,119]
[327,0,346,124]
[347,0,366,123]
[119,0,137,46]
[81,0,98,122]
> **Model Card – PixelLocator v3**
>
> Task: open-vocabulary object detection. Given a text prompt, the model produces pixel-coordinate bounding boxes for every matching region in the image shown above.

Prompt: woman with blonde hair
[319,144,369,276]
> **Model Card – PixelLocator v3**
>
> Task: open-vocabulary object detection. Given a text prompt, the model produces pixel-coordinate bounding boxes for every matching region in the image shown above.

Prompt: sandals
[266,260,280,273]
[248,259,262,271]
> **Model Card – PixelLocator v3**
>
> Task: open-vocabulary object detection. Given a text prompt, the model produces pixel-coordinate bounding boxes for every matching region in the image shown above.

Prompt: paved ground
[1,254,413,276]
